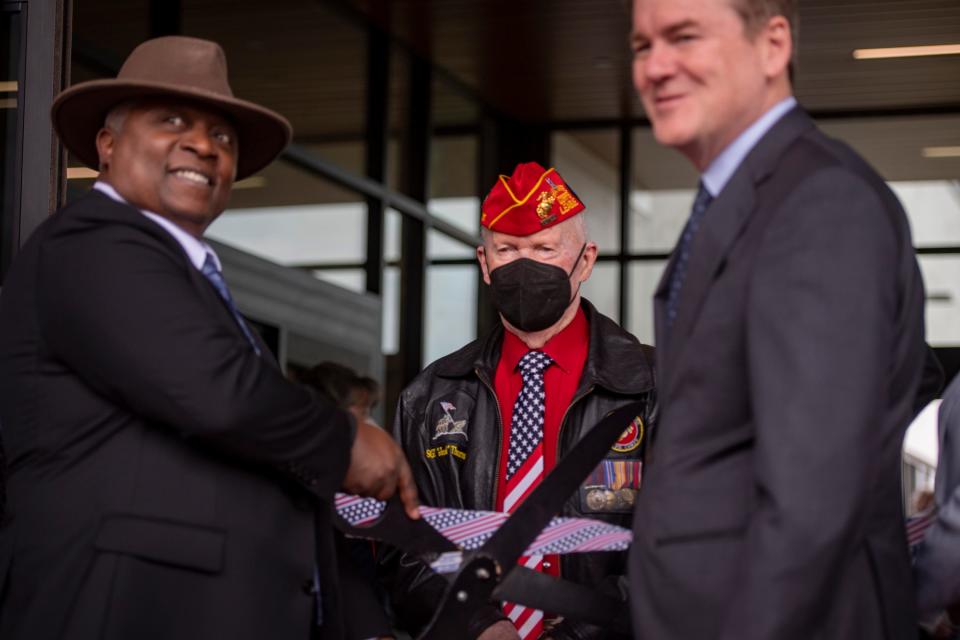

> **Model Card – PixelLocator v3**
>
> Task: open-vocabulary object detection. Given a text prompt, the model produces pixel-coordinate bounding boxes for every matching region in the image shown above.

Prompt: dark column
[474,111,551,337]
[475,110,500,338]
[397,55,431,387]
[16,0,71,246]
[364,24,389,295]
[618,122,632,327]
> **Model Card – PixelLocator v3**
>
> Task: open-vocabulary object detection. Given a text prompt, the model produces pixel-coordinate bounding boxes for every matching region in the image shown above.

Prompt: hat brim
[51,79,292,180]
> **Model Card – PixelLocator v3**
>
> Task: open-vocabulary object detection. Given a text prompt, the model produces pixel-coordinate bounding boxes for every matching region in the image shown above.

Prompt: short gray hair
[104,100,136,134]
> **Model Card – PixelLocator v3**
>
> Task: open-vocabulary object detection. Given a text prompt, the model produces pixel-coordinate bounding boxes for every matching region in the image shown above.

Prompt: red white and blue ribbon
[335,492,631,567]
[907,507,937,550]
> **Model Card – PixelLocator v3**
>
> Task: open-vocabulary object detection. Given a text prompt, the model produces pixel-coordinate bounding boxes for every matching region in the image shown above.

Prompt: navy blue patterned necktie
[200,253,261,356]
[666,182,713,327]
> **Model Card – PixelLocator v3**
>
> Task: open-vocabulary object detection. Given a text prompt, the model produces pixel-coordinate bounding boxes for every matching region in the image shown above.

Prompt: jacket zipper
[475,367,504,506]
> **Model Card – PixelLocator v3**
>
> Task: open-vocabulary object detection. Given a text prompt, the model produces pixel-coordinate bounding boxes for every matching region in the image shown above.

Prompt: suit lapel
[656,107,816,388]
[82,191,279,368]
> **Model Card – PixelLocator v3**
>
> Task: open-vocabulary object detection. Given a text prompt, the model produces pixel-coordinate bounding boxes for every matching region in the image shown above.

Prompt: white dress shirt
[93,181,223,272]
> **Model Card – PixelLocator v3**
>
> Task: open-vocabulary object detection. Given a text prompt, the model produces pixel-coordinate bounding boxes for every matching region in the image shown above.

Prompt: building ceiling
[69,0,960,188]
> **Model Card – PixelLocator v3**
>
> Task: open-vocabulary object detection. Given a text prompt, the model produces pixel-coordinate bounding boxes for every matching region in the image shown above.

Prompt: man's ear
[577,241,599,284]
[477,245,492,286]
[761,15,792,80]
[95,127,115,174]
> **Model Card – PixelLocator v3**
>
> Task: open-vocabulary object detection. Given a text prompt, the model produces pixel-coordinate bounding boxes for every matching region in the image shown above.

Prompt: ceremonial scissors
[335,402,645,638]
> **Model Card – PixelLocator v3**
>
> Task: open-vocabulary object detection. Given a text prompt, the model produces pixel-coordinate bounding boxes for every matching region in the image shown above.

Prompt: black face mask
[487,244,586,333]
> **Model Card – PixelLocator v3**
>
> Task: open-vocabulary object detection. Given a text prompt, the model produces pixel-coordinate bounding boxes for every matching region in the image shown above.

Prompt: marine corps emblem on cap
[481,162,585,236]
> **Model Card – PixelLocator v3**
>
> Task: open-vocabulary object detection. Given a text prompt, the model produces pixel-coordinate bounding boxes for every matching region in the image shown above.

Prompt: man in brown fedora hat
[0,36,418,640]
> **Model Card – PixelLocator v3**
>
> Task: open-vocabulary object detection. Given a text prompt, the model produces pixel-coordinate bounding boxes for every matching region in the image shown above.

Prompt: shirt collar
[501,304,588,375]
[93,181,221,272]
[701,96,797,198]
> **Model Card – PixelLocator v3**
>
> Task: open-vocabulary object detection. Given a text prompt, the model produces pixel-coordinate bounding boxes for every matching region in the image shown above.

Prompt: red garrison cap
[480,162,585,236]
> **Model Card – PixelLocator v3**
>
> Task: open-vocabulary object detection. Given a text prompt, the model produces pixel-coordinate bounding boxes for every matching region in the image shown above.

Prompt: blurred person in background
[301,361,394,640]
[916,375,960,639]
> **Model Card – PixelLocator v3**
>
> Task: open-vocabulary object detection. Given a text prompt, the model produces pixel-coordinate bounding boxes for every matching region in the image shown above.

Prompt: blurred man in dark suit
[628,1,928,638]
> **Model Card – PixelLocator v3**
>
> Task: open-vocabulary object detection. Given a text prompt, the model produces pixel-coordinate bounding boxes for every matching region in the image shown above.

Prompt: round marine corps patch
[611,416,644,453]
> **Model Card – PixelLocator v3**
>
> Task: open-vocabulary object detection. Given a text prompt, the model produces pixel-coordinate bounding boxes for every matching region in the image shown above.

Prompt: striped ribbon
[335,492,632,559]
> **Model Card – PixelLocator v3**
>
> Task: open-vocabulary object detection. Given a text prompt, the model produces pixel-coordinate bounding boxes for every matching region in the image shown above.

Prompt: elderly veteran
[0,36,417,640]
[381,162,657,640]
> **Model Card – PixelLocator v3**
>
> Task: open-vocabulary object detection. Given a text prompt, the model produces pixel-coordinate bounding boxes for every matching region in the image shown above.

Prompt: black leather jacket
[380,300,657,639]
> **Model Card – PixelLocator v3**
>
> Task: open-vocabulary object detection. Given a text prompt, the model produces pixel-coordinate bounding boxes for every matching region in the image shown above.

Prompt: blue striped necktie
[200,253,261,356]
[666,182,713,327]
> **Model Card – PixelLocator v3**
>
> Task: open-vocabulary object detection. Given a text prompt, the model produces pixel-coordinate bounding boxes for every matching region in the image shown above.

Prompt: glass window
[629,188,694,254]
[424,265,478,365]
[627,261,668,346]
[919,256,960,347]
[385,208,402,263]
[551,130,620,253]
[424,133,480,359]
[207,168,367,268]
[382,266,401,355]
[1,8,22,284]
[581,261,619,325]
[890,181,960,249]
[429,135,479,239]
[630,127,698,254]
[427,206,479,260]
[311,269,365,294]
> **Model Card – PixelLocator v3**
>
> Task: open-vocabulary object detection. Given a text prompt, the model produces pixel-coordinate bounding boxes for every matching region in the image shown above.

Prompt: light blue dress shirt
[701,96,798,198]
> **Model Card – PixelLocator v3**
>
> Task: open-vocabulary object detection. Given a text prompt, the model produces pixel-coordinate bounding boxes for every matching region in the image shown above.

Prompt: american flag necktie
[502,350,553,639]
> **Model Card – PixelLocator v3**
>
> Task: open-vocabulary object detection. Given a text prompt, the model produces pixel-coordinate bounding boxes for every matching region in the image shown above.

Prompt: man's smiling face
[631,0,777,169]
[96,98,239,237]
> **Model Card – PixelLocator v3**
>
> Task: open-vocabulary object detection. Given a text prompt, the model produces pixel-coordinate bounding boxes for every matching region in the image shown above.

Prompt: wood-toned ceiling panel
[182,0,368,139]
[354,0,960,121]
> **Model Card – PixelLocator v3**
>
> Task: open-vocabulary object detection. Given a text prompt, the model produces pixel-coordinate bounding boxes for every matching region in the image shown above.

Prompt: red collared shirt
[493,306,589,575]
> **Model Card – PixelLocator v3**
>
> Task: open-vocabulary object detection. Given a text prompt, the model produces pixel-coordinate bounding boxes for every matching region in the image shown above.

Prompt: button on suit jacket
[0,190,354,640]
[630,107,927,640]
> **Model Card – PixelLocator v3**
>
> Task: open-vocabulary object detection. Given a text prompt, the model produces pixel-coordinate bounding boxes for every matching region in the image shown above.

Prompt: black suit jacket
[630,107,927,639]
[0,191,355,639]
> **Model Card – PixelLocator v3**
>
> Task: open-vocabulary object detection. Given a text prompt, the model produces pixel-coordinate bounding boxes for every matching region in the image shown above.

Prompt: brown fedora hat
[51,36,292,180]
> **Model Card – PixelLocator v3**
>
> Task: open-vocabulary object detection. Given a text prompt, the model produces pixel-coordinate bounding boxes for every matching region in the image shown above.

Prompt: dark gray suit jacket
[0,191,354,639]
[630,107,927,640]
[915,376,960,615]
